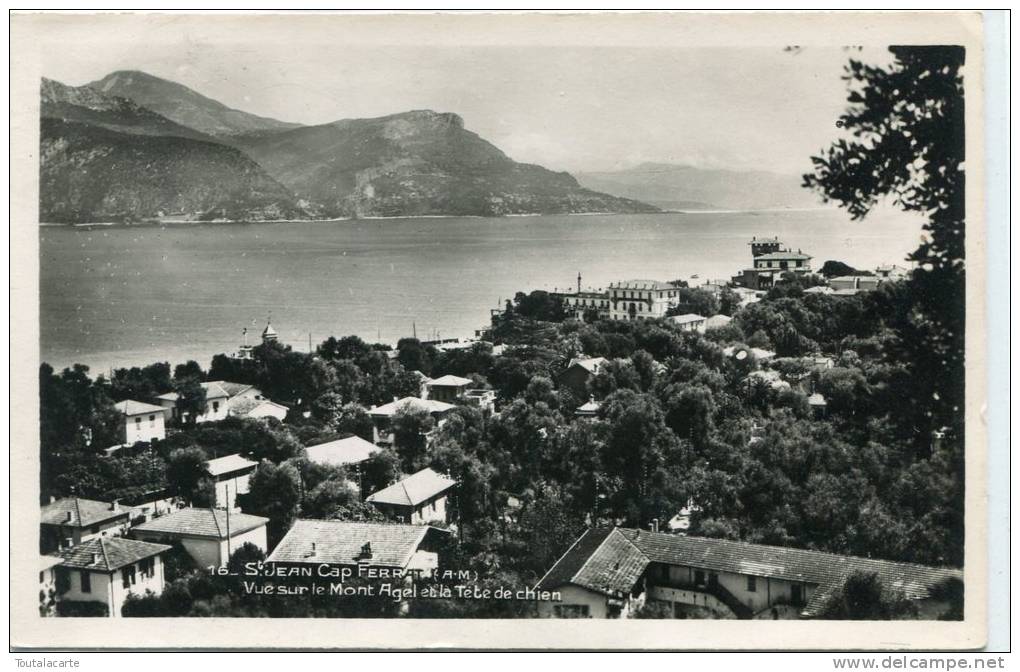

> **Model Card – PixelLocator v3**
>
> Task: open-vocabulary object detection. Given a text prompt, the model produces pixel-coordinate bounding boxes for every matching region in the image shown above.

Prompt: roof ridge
[399,480,413,506]
[533,527,595,591]
[73,497,82,526]
[568,528,621,590]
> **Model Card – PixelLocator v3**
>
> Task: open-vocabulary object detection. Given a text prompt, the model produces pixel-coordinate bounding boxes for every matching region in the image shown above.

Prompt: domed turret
[261,321,278,343]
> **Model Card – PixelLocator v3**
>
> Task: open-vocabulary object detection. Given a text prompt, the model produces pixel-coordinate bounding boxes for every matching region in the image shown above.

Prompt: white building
[156,381,278,424]
[668,313,707,333]
[608,280,681,321]
[367,397,456,446]
[113,400,166,445]
[132,507,269,568]
[366,468,457,525]
[305,435,379,468]
[40,497,131,554]
[55,537,170,617]
[205,454,258,510]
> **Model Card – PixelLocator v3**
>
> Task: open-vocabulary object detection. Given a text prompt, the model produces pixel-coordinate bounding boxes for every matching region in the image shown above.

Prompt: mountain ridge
[40,70,659,222]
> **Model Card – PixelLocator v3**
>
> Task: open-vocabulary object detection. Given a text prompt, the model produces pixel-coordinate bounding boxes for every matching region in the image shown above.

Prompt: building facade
[41,497,131,554]
[55,537,170,617]
[366,468,457,525]
[132,507,269,568]
[732,237,814,290]
[113,400,166,445]
[607,280,681,321]
[205,454,258,510]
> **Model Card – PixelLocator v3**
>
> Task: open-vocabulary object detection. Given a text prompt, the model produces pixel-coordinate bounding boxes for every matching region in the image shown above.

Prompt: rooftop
[156,380,255,402]
[113,399,165,416]
[59,536,171,571]
[305,435,379,467]
[266,519,437,567]
[609,279,675,291]
[537,528,962,616]
[206,453,258,477]
[754,251,813,261]
[369,397,455,417]
[230,397,288,418]
[566,357,608,373]
[366,468,457,507]
[41,497,128,528]
[427,374,473,388]
[668,313,707,325]
[133,507,268,539]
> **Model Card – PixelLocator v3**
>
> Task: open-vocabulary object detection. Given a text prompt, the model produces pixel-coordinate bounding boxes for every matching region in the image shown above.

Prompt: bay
[39,208,924,374]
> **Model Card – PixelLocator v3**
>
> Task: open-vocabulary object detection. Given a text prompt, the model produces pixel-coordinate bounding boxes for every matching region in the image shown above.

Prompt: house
[366,468,457,525]
[305,435,379,468]
[732,237,813,290]
[874,264,909,280]
[41,497,131,554]
[668,313,707,333]
[266,520,448,575]
[574,396,601,418]
[557,357,608,398]
[155,381,274,424]
[367,397,456,446]
[552,275,612,321]
[425,374,473,403]
[536,528,962,620]
[227,396,289,421]
[463,388,497,413]
[704,314,733,331]
[607,280,681,321]
[829,275,882,292]
[55,537,171,617]
[205,454,259,510]
[132,507,269,568]
[113,400,166,445]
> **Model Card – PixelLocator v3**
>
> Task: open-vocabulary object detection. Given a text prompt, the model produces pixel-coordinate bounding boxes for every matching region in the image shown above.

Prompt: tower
[577,272,582,294]
[261,319,278,344]
[749,236,782,258]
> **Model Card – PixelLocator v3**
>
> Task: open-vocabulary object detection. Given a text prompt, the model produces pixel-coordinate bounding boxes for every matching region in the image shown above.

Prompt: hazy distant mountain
[87,70,302,137]
[232,110,658,218]
[575,162,824,211]
[40,80,303,223]
[40,70,657,222]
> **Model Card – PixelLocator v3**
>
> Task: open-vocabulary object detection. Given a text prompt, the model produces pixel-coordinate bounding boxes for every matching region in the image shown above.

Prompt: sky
[34,15,898,175]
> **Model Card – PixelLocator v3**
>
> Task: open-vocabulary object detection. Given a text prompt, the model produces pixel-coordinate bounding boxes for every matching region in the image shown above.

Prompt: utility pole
[225,482,231,561]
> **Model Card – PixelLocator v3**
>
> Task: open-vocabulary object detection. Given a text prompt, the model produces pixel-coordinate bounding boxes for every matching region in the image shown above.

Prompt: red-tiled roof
[41,497,129,529]
[266,520,434,567]
[59,537,170,571]
[537,528,962,612]
[132,507,268,539]
[366,468,457,507]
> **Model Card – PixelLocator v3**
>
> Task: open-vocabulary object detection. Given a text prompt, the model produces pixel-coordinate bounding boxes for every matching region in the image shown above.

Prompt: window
[39,571,44,583]
[149,414,155,426]
[122,565,136,589]
[791,584,803,606]
[135,417,141,426]
[747,576,757,592]
[694,570,705,585]
[80,571,91,593]
[141,557,155,578]
[213,401,220,413]
[554,604,590,619]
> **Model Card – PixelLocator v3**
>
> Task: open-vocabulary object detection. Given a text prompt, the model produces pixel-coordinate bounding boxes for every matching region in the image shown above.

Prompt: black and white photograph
[9,10,997,652]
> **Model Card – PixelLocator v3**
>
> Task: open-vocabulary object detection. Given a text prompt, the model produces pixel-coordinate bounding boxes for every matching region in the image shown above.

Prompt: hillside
[575,162,824,211]
[41,77,217,143]
[87,70,302,137]
[233,110,658,218]
[40,118,304,223]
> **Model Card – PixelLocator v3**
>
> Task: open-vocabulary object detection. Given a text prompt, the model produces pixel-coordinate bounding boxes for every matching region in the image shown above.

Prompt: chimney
[91,552,101,565]
[65,511,74,523]
[357,542,373,562]
[653,518,660,533]
[110,499,119,511]
[306,542,317,558]
[49,495,56,504]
